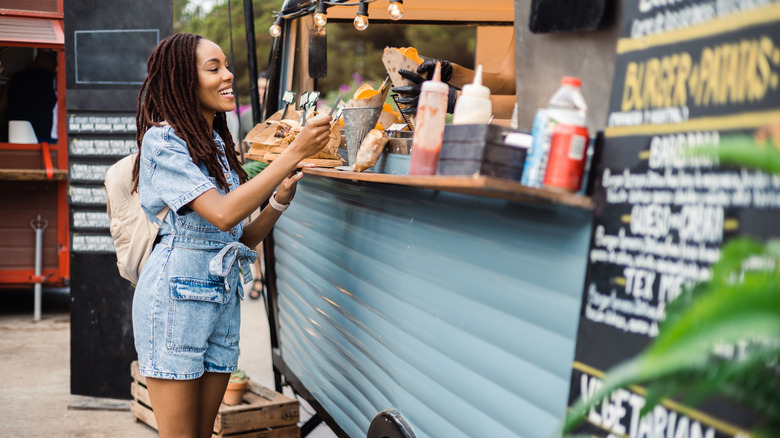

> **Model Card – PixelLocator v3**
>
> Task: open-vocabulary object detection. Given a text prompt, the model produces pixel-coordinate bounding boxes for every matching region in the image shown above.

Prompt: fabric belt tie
[209,241,257,294]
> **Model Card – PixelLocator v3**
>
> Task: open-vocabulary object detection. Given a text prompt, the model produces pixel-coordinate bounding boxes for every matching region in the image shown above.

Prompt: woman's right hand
[288,113,333,160]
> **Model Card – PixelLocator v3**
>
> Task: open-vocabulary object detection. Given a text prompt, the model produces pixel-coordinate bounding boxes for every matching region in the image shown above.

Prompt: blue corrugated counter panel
[273,174,593,438]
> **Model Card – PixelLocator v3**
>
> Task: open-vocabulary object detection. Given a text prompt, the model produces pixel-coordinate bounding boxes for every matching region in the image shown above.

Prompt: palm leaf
[564,237,780,434]
[714,135,780,174]
[242,160,267,179]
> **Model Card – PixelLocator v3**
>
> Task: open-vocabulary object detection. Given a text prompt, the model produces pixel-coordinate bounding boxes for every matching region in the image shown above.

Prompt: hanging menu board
[567,1,780,437]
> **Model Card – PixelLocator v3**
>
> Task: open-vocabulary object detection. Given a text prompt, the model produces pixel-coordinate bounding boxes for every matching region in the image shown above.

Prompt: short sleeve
[139,126,216,218]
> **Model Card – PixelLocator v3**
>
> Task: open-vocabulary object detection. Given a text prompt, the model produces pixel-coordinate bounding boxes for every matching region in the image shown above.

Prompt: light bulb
[387,3,403,20]
[269,23,282,37]
[353,14,368,30]
[314,12,327,27]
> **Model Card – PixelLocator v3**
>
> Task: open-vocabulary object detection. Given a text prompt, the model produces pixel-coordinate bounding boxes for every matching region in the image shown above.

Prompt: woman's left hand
[275,163,315,204]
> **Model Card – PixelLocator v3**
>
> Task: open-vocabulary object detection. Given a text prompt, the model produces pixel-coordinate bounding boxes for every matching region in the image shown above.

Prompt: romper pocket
[167,277,225,352]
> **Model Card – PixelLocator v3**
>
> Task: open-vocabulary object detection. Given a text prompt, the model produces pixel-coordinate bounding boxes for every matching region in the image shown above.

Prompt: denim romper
[132,125,256,380]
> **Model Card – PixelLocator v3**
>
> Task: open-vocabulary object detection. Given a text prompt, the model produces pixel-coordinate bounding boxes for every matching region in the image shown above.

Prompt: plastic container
[409,62,449,175]
[8,120,39,144]
[521,76,587,187]
[452,65,492,125]
[438,124,530,179]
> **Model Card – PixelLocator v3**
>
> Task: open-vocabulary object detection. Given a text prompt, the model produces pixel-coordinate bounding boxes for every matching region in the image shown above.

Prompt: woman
[131,33,332,437]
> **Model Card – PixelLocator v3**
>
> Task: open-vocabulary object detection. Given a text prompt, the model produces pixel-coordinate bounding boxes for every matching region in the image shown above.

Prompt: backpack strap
[154,206,170,227]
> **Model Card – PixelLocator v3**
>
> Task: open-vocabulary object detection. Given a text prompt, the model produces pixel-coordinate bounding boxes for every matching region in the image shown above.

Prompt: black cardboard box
[438,124,530,179]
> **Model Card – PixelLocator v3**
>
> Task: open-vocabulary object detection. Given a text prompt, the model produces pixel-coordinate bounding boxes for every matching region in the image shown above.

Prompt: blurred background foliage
[173,0,276,108]
[173,0,476,108]
[319,22,475,99]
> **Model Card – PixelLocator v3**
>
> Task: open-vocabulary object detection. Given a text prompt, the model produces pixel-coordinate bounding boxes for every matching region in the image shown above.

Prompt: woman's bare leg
[198,372,230,438]
[146,372,230,438]
[146,377,201,438]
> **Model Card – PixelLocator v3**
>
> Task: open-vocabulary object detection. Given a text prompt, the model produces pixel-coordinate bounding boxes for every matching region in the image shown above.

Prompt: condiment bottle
[452,64,492,125]
[409,62,449,175]
[521,76,587,187]
[543,76,589,192]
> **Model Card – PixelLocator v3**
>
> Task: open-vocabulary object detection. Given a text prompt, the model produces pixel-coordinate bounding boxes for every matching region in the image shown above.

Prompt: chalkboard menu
[64,0,170,401]
[66,110,142,400]
[74,29,159,85]
[567,1,780,436]
[67,112,136,254]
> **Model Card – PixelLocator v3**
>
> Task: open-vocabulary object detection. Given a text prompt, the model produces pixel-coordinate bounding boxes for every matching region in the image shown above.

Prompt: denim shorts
[133,243,244,380]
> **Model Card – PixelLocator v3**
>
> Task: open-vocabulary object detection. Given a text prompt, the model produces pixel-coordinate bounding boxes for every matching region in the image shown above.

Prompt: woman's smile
[197,39,235,127]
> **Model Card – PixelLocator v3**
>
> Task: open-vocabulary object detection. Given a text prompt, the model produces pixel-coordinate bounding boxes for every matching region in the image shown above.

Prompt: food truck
[0,1,69,315]
[251,0,780,437]
[252,0,601,436]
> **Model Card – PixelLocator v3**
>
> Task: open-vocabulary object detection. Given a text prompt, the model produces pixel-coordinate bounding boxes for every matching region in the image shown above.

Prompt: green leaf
[243,160,267,179]
[715,134,780,174]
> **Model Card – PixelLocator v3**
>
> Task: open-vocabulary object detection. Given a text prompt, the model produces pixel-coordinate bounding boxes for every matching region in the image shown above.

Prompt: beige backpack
[104,154,169,284]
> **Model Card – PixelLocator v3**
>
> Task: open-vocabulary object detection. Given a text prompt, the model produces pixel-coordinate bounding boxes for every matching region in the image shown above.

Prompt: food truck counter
[267,152,594,436]
[301,166,593,210]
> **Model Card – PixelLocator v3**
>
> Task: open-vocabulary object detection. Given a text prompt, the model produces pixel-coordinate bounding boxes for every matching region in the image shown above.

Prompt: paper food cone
[382,47,422,89]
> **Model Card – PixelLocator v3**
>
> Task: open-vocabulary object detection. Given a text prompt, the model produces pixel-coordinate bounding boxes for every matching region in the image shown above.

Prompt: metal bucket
[342,106,382,168]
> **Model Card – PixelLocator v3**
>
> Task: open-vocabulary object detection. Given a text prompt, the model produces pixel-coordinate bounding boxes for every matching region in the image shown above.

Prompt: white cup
[9,120,39,144]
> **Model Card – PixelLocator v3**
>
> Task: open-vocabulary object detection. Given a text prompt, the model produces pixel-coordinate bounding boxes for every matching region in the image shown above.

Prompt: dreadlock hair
[132,33,248,193]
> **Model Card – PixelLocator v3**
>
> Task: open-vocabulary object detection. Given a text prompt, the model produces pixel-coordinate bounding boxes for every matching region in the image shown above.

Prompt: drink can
[521,110,552,187]
[543,123,589,192]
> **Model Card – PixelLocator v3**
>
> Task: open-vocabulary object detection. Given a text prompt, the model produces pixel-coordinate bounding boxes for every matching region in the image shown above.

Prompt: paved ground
[0,285,337,438]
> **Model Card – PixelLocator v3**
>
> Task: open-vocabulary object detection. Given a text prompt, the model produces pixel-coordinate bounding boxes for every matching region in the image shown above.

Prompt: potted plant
[223,369,249,405]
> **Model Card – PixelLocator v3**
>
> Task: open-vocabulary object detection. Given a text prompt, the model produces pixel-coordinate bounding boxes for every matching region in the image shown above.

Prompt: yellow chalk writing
[621,36,779,112]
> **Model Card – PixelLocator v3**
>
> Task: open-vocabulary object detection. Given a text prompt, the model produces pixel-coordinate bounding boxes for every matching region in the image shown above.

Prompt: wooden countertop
[303,167,593,210]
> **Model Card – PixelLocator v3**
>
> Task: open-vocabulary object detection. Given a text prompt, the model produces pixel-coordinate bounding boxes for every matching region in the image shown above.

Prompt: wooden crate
[131,361,300,438]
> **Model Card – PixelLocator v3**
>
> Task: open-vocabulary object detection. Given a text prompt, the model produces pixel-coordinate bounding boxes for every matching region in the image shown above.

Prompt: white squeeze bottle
[409,62,450,175]
[521,76,587,187]
[548,76,587,124]
[452,64,492,125]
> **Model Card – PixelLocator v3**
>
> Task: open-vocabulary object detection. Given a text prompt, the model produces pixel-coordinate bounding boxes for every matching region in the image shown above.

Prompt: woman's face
[196,39,235,126]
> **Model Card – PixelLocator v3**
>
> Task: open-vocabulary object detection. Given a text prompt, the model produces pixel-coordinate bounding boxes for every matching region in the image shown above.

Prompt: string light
[353,0,369,31]
[269,16,282,37]
[387,0,403,20]
[270,0,396,36]
[314,0,328,27]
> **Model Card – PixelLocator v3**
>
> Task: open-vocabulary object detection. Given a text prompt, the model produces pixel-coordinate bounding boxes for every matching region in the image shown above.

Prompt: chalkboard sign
[67,112,136,252]
[65,0,171,402]
[67,108,138,399]
[567,2,780,437]
[74,29,159,85]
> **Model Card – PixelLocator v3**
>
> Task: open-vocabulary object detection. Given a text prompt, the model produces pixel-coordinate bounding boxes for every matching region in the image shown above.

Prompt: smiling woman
[130,33,333,438]
[196,39,236,129]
